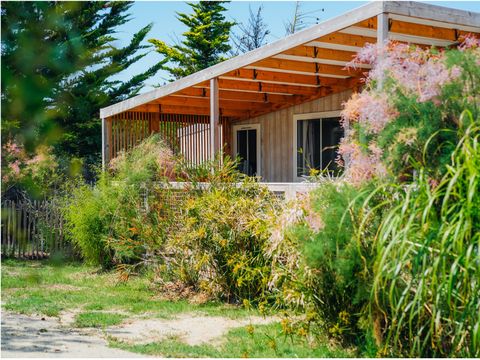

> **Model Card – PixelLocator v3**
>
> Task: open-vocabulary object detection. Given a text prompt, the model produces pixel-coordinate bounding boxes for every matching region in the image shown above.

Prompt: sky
[113,1,480,93]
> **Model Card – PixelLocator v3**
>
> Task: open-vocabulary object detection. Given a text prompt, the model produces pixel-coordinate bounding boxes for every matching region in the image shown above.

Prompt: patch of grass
[1,260,258,320]
[2,260,357,357]
[75,311,126,328]
[110,323,355,358]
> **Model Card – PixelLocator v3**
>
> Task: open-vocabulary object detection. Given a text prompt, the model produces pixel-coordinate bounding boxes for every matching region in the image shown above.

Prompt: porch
[100,1,480,183]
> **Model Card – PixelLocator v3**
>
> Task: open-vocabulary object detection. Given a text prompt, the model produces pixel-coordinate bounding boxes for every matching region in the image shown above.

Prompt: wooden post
[377,12,389,89]
[210,77,220,160]
[101,117,107,169]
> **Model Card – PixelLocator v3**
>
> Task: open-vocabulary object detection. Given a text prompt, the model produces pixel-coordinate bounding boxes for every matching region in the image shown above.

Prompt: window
[233,124,261,177]
[294,113,343,178]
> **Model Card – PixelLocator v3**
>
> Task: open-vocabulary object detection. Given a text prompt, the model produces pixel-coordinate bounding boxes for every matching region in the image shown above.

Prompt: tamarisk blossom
[348,41,462,103]
[459,34,480,51]
[342,92,398,134]
[338,140,385,185]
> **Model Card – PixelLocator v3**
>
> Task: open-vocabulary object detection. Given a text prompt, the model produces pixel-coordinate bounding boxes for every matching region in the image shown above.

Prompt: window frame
[232,123,262,178]
[292,110,342,182]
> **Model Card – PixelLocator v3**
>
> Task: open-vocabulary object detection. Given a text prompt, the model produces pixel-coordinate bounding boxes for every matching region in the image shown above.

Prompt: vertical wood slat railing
[107,111,230,166]
[1,199,67,259]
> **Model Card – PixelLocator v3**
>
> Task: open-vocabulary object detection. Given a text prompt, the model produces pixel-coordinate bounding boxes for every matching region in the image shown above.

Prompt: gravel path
[1,311,144,358]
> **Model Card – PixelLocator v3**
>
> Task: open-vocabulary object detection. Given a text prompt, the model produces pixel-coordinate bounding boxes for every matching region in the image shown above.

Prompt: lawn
[1,259,356,357]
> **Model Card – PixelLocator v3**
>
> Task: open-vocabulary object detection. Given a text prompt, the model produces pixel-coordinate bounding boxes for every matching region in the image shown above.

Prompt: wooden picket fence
[1,199,69,259]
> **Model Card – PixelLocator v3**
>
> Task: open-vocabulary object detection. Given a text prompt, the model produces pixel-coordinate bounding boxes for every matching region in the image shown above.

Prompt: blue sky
[114,1,480,93]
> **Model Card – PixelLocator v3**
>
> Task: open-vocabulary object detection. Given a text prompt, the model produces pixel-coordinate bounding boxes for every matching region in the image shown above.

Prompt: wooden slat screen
[107,112,229,167]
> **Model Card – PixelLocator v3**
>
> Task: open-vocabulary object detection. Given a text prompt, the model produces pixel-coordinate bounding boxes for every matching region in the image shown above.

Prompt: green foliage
[62,135,176,269]
[62,181,116,268]
[268,180,383,345]
[149,1,235,79]
[166,157,277,303]
[301,182,379,341]
[1,1,161,176]
[372,113,480,357]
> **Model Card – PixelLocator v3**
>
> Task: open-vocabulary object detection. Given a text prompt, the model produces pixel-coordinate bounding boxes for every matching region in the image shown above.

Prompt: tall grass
[372,113,480,357]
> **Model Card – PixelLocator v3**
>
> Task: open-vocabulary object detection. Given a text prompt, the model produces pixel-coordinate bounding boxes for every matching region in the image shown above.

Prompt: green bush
[62,180,115,268]
[166,157,277,303]
[62,135,177,269]
[372,114,480,357]
[267,179,384,347]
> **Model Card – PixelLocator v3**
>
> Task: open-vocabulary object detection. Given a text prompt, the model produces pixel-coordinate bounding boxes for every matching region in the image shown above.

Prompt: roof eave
[100,1,383,118]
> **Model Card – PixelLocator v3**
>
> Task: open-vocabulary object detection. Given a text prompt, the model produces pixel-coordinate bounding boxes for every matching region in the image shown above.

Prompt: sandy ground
[1,311,144,358]
[106,313,277,345]
[1,310,278,357]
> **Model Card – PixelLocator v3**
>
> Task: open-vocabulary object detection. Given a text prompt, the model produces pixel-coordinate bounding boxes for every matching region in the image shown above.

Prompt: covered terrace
[100,1,480,184]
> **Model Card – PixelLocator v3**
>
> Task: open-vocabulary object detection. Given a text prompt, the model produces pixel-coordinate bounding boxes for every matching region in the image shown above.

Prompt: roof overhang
[100,1,480,120]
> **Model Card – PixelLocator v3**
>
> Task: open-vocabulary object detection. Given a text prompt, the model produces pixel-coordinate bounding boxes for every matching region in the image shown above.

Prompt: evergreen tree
[149,1,235,80]
[231,5,270,55]
[1,1,161,169]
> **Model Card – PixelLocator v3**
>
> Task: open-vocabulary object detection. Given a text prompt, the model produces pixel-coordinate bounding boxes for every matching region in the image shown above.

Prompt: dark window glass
[296,117,343,177]
[236,129,257,176]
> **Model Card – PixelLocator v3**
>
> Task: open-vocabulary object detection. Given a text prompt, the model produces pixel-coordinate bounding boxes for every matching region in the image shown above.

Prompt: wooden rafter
[222,68,319,86]
[198,78,325,96]
[172,87,295,103]
[249,58,362,77]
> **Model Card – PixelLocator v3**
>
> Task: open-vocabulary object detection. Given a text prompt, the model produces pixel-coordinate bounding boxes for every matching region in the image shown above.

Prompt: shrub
[165,157,278,303]
[340,37,480,185]
[63,135,177,269]
[372,114,480,357]
[62,180,115,268]
[267,178,384,346]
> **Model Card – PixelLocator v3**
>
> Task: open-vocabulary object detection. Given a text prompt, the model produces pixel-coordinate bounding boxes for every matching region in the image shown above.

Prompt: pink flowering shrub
[340,36,480,184]
[2,140,60,195]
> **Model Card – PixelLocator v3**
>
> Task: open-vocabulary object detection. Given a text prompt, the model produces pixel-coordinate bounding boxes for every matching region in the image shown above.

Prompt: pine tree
[1,1,161,168]
[231,5,270,55]
[149,1,235,80]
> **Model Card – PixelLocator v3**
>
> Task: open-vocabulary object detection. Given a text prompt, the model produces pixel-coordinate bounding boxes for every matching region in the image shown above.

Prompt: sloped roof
[100,1,480,120]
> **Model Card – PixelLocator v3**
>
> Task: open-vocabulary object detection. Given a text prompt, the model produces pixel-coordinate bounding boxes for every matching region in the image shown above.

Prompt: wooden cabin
[100,1,480,183]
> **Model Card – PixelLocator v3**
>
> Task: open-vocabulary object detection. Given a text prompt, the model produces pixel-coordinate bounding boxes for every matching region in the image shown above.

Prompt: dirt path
[2,310,278,357]
[1,312,144,358]
[106,313,277,345]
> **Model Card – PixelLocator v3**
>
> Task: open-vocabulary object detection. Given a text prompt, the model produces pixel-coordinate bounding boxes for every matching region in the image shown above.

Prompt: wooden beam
[383,1,480,29]
[273,54,371,69]
[210,77,220,158]
[308,32,377,50]
[199,78,325,96]
[156,96,277,110]
[357,16,478,41]
[221,68,361,90]
[282,46,357,62]
[234,82,351,121]
[251,58,361,78]
[130,104,247,117]
[173,87,295,103]
[388,13,480,33]
[223,68,319,86]
[341,26,455,47]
